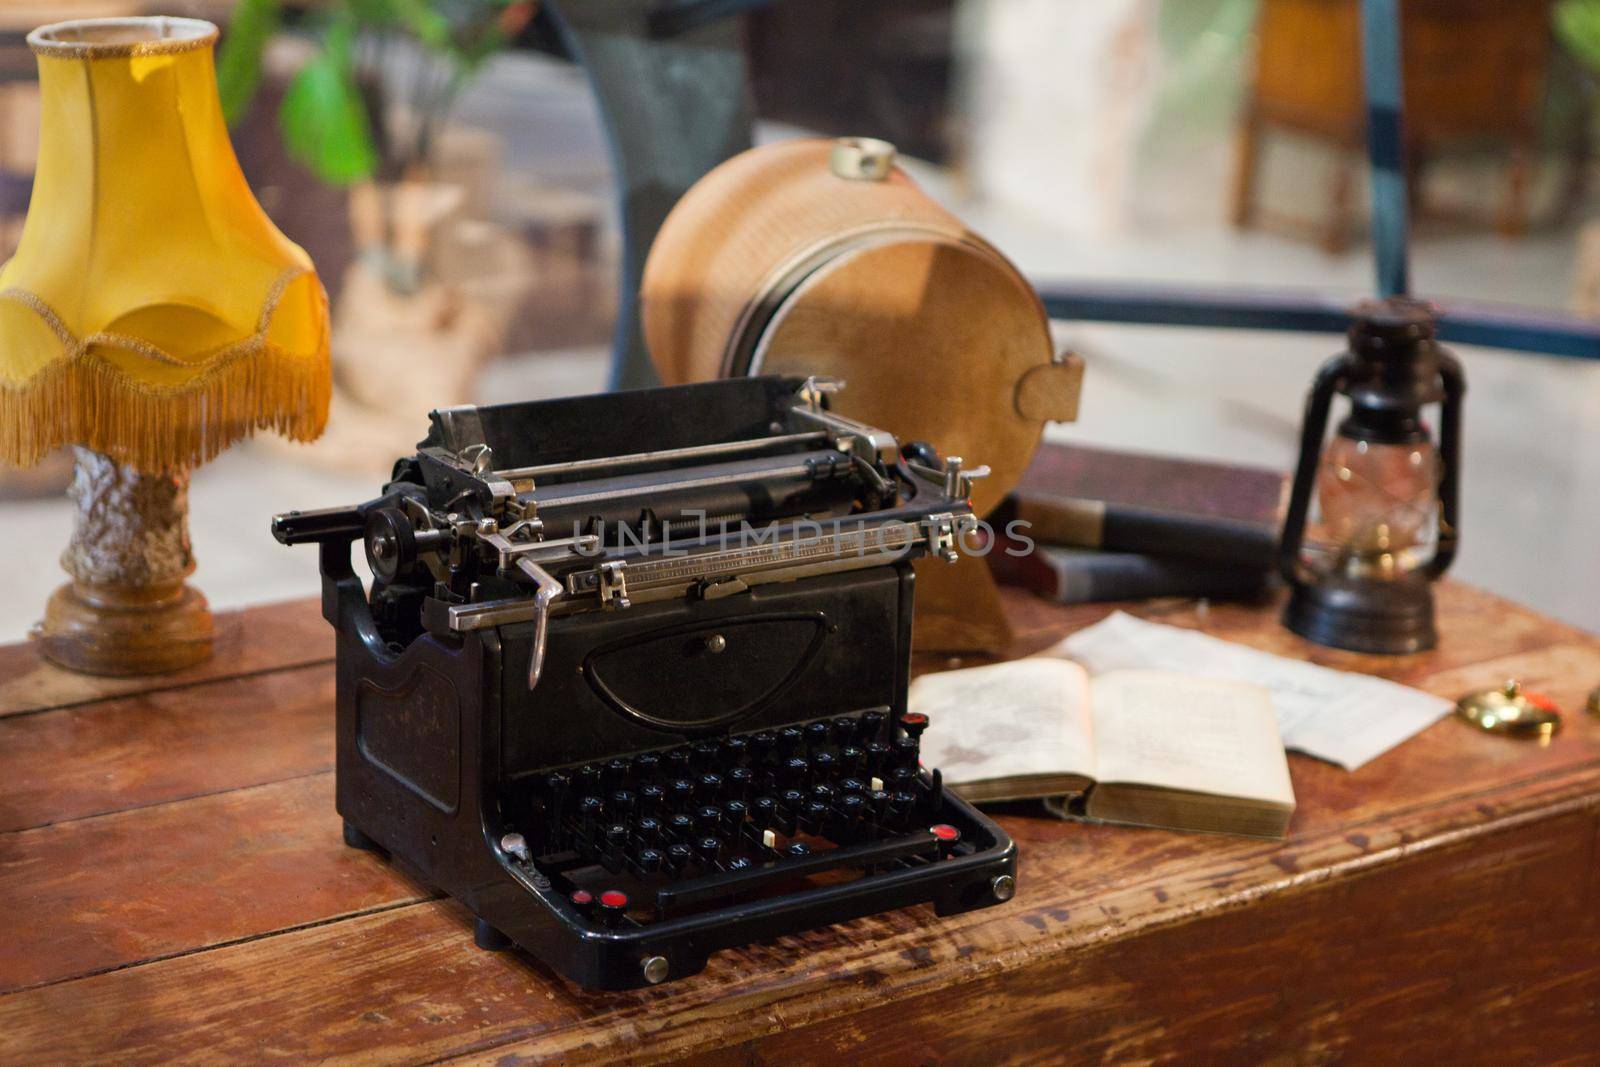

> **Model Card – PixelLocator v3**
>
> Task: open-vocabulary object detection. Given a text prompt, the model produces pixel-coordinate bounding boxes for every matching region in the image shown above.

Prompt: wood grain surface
[1,582,1596,1064]
[0,598,333,720]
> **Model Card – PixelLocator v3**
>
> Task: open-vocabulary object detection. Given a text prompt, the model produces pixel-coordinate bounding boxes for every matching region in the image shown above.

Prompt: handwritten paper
[1046,612,1452,770]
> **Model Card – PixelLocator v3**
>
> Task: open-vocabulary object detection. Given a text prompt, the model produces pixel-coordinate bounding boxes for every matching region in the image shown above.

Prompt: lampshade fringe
[0,336,330,473]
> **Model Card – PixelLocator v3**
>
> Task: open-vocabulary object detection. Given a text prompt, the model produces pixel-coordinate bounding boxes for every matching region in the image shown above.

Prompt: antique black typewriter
[271,375,1017,990]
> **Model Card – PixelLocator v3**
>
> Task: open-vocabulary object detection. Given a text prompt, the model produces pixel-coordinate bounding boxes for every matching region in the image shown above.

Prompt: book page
[908,658,1096,787]
[1089,669,1293,807]
[1048,612,1451,770]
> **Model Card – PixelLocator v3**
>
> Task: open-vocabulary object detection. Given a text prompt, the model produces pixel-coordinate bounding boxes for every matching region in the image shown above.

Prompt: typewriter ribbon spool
[642,137,1081,653]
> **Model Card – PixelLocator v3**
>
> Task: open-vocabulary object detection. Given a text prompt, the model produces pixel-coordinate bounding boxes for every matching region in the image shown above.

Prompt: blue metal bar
[1360,0,1410,298]
[1035,280,1600,361]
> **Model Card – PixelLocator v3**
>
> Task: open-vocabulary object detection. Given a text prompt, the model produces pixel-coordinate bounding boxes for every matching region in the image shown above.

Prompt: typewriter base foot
[341,821,386,856]
[474,918,513,952]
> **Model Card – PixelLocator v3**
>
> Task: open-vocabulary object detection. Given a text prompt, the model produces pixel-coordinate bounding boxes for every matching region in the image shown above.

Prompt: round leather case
[640,137,1078,520]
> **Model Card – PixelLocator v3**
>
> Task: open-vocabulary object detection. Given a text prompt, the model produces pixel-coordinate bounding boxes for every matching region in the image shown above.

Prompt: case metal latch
[598,560,631,609]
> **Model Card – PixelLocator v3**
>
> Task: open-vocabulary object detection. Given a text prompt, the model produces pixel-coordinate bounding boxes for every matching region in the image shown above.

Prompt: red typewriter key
[568,888,594,914]
[598,889,630,927]
[900,712,930,740]
[930,823,960,858]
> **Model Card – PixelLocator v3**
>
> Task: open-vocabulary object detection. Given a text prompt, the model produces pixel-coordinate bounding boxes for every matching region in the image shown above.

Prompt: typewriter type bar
[272,376,1017,990]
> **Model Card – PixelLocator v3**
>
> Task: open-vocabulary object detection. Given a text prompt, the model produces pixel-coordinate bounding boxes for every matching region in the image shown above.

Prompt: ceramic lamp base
[31,447,215,676]
[35,580,213,675]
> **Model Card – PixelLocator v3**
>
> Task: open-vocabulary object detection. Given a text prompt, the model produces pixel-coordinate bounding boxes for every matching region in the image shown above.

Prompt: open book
[909,660,1295,838]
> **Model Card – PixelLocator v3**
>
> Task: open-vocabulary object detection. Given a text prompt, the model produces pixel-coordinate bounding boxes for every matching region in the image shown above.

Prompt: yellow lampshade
[0,16,330,471]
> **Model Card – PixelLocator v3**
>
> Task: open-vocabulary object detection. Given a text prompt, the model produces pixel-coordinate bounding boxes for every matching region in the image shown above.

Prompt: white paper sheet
[1045,612,1451,770]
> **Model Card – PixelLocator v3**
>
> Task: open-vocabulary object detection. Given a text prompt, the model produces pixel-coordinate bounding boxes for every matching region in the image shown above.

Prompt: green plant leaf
[279,24,378,184]
[1556,0,1600,72]
[215,0,284,126]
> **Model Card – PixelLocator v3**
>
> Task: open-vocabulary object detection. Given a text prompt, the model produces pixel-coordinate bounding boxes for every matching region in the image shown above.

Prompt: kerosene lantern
[1278,298,1464,654]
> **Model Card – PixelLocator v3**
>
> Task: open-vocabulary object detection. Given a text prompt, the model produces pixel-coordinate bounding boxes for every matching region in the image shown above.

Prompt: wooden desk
[2,582,1598,1063]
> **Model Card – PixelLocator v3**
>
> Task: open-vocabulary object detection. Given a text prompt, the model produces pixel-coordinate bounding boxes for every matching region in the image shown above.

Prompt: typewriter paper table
[2,582,1598,1063]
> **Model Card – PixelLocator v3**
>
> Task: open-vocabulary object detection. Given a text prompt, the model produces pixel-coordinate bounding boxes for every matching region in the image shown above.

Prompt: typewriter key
[694,805,722,834]
[859,710,886,741]
[930,823,961,858]
[893,737,920,769]
[610,790,636,817]
[777,727,804,755]
[668,778,694,809]
[727,766,755,799]
[751,795,778,823]
[578,794,605,828]
[866,742,891,774]
[727,855,755,871]
[838,777,866,796]
[801,799,829,833]
[578,764,604,793]
[636,816,664,845]
[839,747,865,775]
[668,812,694,839]
[781,756,810,788]
[867,789,891,821]
[899,712,930,740]
[635,847,664,874]
[666,842,693,873]
[667,747,692,774]
[811,751,837,779]
[785,842,812,858]
[720,736,749,764]
[691,741,719,770]
[831,717,857,744]
[598,889,630,927]
[633,752,661,779]
[608,758,635,788]
[723,799,749,829]
[696,772,723,801]
[805,721,830,749]
[695,836,723,866]
[639,783,666,813]
[568,888,595,915]
[748,731,777,762]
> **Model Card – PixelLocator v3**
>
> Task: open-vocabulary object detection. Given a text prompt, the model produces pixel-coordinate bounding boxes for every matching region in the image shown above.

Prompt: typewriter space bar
[656,831,937,916]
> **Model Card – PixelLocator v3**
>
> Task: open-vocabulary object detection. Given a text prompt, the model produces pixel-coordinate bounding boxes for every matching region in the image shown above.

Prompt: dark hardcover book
[986,544,1272,605]
[994,442,1289,570]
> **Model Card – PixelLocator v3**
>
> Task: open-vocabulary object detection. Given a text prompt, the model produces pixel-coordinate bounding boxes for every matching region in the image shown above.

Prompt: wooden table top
[2,581,1598,1063]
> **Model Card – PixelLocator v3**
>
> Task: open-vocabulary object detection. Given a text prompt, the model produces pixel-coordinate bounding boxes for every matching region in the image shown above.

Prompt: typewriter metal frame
[274,376,1017,990]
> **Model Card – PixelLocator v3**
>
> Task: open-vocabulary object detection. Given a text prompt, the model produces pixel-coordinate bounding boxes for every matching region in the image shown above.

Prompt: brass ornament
[1455,679,1561,740]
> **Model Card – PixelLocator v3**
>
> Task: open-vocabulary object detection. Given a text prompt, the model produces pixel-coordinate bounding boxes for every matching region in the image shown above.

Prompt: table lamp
[1278,298,1464,655]
[0,17,330,674]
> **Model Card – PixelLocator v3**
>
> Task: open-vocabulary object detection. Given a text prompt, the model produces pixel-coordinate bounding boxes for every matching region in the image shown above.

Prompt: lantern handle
[1427,351,1464,578]
[1279,353,1357,586]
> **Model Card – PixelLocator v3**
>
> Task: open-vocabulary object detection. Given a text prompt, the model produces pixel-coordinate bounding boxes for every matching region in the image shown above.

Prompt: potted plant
[218,0,540,471]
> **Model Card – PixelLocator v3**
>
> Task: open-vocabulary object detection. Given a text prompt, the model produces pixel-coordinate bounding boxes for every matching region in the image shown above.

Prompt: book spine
[1011,494,1278,570]
[990,545,1269,604]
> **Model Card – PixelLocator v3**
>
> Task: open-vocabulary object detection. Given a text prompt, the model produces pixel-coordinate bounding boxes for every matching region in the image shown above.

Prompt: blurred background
[3,0,1598,638]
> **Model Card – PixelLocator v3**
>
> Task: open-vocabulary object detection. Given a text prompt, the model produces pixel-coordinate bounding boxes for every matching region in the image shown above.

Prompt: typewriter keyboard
[514,709,969,928]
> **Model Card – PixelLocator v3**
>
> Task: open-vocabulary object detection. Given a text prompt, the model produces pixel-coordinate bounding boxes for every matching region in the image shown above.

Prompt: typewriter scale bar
[565,518,928,597]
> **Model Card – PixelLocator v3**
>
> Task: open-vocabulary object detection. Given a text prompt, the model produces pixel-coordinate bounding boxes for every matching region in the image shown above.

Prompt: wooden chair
[1232,0,1569,251]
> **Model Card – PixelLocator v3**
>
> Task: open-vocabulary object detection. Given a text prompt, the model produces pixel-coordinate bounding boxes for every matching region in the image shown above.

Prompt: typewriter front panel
[497,565,911,779]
